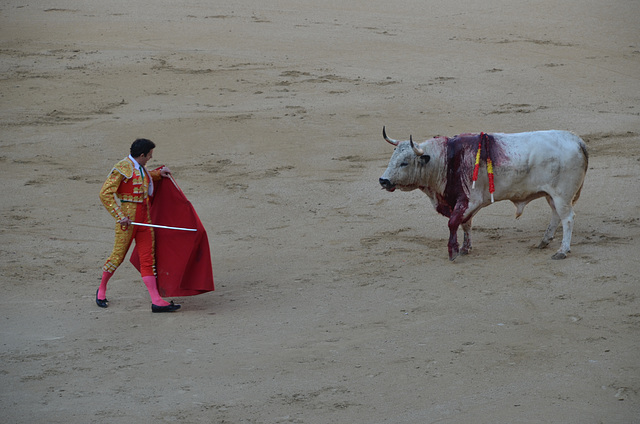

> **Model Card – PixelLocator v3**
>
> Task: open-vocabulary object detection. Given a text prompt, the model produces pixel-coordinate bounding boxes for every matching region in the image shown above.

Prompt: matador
[96,138,181,313]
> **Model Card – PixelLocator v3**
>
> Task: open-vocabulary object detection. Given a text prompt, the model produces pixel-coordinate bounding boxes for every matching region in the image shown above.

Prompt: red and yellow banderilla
[471,133,495,203]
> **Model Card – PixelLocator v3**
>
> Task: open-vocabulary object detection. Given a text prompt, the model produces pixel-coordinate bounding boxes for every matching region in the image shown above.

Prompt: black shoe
[151,301,181,313]
[96,289,108,308]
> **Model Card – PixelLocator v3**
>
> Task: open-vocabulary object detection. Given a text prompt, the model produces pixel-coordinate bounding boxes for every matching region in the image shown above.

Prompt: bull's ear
[420,155,431,164]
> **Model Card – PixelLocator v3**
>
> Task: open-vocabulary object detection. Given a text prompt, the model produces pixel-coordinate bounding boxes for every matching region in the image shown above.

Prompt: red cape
[131,173,214,296]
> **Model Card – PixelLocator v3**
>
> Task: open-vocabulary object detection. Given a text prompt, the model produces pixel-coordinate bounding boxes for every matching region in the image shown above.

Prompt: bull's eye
[400,162,408,167]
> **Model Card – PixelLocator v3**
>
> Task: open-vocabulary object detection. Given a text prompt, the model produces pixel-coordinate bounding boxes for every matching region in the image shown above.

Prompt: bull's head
[379,126,431,192]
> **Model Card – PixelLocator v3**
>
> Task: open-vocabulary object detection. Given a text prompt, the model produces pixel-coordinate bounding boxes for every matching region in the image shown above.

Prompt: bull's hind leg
[553,208,575,260]
[538,196,561,249]
[544,195,575,260]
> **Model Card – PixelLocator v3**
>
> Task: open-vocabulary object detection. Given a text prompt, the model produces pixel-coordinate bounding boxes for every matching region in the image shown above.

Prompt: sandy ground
[1,1,639,423]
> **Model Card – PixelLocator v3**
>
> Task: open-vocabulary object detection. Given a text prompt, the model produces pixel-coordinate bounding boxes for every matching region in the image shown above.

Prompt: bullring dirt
[1,1,639,423]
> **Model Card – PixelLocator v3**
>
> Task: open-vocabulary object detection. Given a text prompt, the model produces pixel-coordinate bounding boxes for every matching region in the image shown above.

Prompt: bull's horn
[383,126,399,146]
[410,136,424,156]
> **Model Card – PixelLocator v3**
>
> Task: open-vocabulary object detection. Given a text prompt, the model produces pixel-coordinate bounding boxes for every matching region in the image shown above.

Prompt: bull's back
[487,130,587,203]
[493,130,587,170]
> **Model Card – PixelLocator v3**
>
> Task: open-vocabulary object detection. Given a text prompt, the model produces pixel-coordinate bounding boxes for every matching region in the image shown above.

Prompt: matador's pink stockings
[98,272,169,306]
[97,271,112,300]
[142,276,170,306]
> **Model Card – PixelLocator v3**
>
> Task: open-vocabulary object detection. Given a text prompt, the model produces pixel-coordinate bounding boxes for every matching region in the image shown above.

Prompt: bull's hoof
[551,252,567,260]
[537,240,550,249]
[449,251,459,261]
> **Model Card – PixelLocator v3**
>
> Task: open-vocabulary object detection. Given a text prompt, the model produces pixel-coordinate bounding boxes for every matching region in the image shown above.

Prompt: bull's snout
[379,178,396,192]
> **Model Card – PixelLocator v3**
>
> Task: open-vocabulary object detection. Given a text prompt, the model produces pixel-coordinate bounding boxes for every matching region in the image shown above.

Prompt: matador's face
[137,149,154,166]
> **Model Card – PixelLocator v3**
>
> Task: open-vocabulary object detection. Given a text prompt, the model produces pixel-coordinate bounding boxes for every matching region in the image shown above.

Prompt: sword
[131,222,197,232]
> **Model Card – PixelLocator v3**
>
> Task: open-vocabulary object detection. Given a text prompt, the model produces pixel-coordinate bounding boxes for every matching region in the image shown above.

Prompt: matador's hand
[159,166,172,177]
[118,216,132,230]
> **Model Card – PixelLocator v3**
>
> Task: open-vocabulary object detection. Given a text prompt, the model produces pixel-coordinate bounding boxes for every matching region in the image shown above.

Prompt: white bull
[379,127,588,260]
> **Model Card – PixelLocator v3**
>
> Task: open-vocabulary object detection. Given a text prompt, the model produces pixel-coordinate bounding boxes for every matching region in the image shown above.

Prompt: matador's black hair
[130,138,156,157]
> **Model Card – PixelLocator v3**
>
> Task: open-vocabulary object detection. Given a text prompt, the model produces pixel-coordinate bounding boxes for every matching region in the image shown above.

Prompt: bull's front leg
[447,220,460,261]
[461,218,473,255]
[447,202,468,261]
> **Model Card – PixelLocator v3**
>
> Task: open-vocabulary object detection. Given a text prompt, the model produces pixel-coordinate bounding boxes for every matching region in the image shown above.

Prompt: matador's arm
[99,170,127,222]
[148,165,170,181]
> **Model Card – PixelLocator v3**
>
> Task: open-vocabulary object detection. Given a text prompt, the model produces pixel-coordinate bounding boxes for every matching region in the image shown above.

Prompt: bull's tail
[573,137,589,206]
[579,140,589,172]
[572,181,584,206]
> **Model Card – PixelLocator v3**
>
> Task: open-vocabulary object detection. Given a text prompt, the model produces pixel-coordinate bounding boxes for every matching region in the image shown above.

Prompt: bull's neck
[421,138,448,193]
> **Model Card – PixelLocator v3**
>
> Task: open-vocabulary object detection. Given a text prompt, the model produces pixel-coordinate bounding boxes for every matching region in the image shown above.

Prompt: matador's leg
[98,203,137,301]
